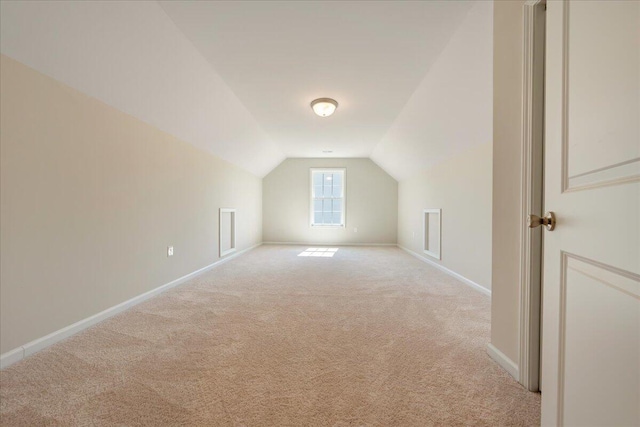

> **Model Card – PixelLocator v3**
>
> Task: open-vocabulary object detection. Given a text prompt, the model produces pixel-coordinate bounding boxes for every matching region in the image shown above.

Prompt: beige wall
[491,1,525,364]
[398,143,493,291]
[0,55,263,354]
[389,1,493,293]
[263,158,397,245]
[371,1,493,182]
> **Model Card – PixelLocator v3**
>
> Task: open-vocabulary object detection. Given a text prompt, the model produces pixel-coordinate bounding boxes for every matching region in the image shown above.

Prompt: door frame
[519,0,546,392]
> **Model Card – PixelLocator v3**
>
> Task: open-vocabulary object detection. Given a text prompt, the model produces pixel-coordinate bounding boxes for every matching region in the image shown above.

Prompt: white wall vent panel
[219,208,237,257]
[423,209,441,260]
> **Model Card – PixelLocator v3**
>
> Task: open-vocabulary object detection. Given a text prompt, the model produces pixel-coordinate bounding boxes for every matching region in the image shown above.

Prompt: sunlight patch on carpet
[298,248,339,257]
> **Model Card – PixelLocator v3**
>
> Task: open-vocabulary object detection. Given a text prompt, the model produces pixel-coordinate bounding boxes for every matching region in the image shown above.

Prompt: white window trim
[309,168,346,228]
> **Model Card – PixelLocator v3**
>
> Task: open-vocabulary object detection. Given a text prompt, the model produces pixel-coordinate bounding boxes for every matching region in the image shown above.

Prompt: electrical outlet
[354,227,358,233]
[167,246,174,257]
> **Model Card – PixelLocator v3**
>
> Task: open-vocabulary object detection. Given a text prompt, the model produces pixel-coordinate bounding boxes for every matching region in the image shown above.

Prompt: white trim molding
[0,348,24,369]
[398,245,491,297]
[487,343,519,380]
[0,243,261,369]
[519,0,545,392]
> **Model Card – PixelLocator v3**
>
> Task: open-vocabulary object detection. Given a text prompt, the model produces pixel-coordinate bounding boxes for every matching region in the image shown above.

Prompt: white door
[541,1,640,425]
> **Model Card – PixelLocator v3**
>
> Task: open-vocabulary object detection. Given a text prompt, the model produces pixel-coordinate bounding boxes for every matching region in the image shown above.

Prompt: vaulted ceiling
[0,1,490,179]
[158,1,472,159]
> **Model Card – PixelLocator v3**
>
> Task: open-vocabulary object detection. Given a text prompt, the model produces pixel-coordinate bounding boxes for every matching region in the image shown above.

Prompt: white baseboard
[263,241,397,247]
[0,348,24,369]
[398,245,491,296]
[487,343,519,380]
[0,243,261,369]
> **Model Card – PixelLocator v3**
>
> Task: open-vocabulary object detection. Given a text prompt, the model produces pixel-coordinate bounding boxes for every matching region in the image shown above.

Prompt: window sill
[310,224,345,229]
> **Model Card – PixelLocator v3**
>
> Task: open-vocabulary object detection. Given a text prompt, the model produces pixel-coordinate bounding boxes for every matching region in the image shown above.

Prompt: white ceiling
[0,0,285,177]
[158,1,474,159]
[371,2,493,181]
[1,1,490,179]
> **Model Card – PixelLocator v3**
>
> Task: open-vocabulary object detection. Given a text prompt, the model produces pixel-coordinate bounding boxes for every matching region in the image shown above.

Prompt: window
[310,168,345,227]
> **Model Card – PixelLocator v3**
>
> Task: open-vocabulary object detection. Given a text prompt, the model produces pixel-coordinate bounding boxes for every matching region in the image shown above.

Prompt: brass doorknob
[528,211,556,231]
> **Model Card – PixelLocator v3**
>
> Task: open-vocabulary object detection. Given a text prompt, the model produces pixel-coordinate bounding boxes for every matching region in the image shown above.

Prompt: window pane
[332,199,342,212]
[313,185,322,198]
[332,172,342,187]
[332,212,342,224]
[332,185,342,197]
[314,212,323,224]
[313,172,323,186]
[323,199,332,212]
[314,200,322,212]
[323,211,333,224]
[323,183,332,197]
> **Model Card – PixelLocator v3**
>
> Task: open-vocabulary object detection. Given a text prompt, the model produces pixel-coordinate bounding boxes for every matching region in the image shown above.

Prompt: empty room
[1,1,638,425]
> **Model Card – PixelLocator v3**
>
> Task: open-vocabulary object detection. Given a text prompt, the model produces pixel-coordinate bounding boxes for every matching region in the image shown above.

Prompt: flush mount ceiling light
[311,98,338,117]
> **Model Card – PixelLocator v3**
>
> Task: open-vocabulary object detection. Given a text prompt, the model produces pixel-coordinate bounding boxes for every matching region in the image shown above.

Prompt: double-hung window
[310,168,345,227]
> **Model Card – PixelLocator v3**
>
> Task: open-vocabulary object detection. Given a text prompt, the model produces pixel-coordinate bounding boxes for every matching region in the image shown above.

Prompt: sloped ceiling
[0,1,491,180]
[158,1,473,160]
[371,2,493,181]
[0,0,284,177]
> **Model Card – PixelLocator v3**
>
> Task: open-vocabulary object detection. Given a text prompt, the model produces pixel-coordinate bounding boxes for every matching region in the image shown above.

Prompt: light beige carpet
[0,245,540,426]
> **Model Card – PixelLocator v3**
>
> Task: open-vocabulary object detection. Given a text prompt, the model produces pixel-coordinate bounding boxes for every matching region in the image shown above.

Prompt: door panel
[561,254,639,426]
[566,1,639,185]
[542,1,640,425]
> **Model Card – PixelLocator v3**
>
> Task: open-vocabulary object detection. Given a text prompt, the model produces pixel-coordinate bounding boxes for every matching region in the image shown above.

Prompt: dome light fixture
[310,98,338,117]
